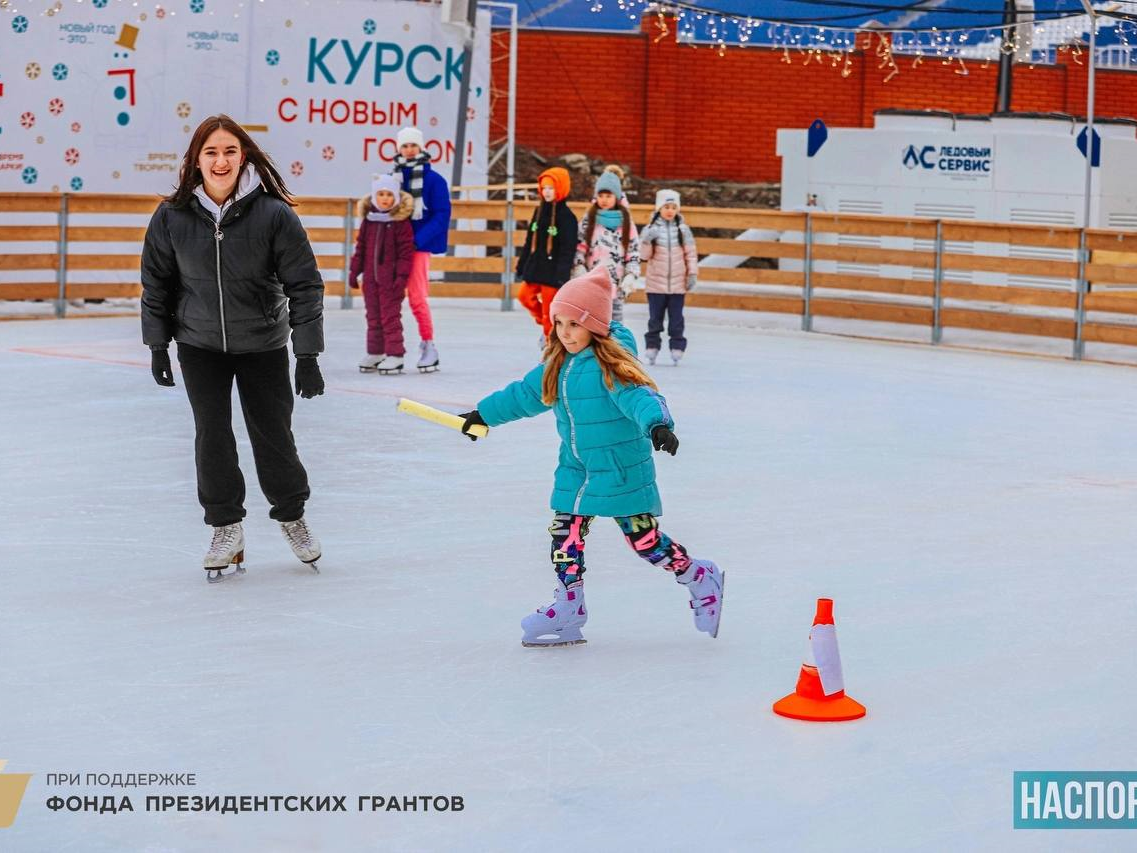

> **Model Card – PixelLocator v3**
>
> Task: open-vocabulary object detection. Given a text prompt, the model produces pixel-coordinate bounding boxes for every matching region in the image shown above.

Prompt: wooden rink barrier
[3,192,1137,360]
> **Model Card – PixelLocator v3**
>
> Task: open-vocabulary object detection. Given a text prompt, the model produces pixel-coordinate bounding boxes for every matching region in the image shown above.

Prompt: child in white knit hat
[391,126,450,372]
[572,165,641,324]
[639,189,697,365]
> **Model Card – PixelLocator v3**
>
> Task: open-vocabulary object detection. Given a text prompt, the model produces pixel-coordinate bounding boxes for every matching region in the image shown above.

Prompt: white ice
[2,298,1136,852]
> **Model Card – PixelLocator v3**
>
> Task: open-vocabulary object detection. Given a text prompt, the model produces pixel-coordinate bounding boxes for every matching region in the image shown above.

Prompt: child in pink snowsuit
[350,174,415,374]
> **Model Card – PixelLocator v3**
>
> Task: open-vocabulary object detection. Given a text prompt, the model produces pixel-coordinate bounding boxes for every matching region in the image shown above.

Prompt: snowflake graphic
[64,148,80,165]
[52,63,68,81]
[49,98,65,116]
[290,161,304,177]
[71,176,84,191]
[322,146,335,161]
[12,15,29,34]
[93,0,108,7]
[20,112,35,129]
[71,121,82,133]
[265,49,280,66]
[176,102,192,119]
[190,0,205,13]
[26,62,41,80]
[363,19,376,35]
[22,166,38,185]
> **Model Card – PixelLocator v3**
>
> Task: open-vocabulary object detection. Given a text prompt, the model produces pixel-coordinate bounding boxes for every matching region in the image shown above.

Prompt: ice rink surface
[2,298,1136,852]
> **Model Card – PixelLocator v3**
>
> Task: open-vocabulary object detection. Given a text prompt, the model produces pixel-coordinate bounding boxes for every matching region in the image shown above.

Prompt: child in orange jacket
[515,167,578,347]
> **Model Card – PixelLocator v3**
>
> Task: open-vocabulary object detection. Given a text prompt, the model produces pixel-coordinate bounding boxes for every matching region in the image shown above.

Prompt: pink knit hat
[549,267,613,337]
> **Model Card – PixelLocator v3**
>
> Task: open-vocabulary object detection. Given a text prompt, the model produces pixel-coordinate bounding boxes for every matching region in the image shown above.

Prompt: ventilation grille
[1107,212,1137,230]
[836,230,881,276]
[914,203,976,219]
[1009,208,1077,226]
[837,199,883,215]
[1007,275,1075,289]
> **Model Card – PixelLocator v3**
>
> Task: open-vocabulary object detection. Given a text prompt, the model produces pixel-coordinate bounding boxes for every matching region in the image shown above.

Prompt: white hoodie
[193,162,262,223]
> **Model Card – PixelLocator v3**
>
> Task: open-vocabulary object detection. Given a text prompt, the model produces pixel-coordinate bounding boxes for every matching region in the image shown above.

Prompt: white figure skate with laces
[281,516,321,572]
[204,522,245,583]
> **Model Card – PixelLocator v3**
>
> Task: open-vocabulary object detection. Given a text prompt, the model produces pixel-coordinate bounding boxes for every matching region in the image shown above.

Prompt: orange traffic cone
[773,598,865,722]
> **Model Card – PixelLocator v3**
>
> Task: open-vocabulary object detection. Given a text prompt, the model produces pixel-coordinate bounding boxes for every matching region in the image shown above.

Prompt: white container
[776,110,1137,289]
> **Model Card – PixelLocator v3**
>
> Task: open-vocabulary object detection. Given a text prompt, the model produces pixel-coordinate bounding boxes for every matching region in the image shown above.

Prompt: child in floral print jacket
[572,165,641,324]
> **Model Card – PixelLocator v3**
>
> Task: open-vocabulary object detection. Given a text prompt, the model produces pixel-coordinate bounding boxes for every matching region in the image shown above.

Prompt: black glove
[294,355,324,399]
[651,424,679,456]
[150,346,175,387]
[458,410,487,442]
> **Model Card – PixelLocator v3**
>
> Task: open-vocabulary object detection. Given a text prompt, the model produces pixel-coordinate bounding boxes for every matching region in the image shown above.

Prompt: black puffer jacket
[515,200,578,288]
[140,186,324,355]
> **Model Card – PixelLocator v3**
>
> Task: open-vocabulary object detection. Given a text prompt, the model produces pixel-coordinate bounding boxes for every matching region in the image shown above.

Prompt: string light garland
[589,0,1137,82]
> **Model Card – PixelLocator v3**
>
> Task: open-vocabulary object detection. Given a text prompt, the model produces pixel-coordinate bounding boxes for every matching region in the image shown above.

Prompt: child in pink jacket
[639,189,697,365]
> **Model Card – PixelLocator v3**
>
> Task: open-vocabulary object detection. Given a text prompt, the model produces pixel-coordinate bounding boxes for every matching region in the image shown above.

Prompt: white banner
[0,0,489,196]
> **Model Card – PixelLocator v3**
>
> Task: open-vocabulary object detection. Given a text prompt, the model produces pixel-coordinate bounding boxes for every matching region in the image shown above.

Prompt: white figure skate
[359,353,385,373]
[677,560,724,637]
[280,516,321,572]
[204,522,245,583]
[417,340,439,373]
[376,354,404,375]
[521,582,587,647]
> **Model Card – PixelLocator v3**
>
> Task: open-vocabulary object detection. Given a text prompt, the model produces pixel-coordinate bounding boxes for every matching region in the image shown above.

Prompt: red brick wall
[490,16,1137,183]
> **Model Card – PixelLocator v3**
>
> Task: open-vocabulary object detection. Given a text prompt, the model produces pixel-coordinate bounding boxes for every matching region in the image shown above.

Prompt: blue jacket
[477,323,675,517]
[397,161,451,255]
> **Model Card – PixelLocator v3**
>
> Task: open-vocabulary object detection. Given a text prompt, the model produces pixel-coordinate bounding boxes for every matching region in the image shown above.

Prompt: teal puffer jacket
[478,323,674,517]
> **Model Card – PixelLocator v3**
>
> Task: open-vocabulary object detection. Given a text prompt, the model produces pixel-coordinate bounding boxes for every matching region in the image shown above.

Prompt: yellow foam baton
[396,397,489,438]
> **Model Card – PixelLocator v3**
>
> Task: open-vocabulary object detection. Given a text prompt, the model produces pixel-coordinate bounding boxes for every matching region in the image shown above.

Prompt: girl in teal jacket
[459,267,724,646]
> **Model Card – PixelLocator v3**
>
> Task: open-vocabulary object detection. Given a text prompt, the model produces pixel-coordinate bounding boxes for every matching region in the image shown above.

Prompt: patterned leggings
[549,512,692,587]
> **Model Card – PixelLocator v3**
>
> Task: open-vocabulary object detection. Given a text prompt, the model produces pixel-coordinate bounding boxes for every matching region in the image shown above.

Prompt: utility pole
[450,0,479,194]
[994,0,1017,112]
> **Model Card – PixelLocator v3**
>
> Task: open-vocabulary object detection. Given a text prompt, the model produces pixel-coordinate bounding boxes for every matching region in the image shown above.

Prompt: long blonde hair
[541,332,658,406]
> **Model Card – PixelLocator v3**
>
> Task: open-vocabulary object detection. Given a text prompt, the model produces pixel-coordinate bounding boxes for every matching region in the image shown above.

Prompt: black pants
[645,293,687,352]
[177,343,309,527]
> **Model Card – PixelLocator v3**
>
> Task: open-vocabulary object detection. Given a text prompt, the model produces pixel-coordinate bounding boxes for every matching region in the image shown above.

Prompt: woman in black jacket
[141,114,325,582]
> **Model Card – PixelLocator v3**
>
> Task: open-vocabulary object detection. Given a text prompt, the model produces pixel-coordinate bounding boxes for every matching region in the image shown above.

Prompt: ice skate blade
[417,365,439,373]
[205,563,245,583]
[377,368,403,375]
[359,366,378,373]
[706,570,725,639]
[522,637,587,648]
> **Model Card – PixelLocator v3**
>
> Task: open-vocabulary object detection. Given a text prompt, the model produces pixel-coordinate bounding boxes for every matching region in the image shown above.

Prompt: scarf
[392,152,431,220]
[596,208,623,230]
[366,206,394,223]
